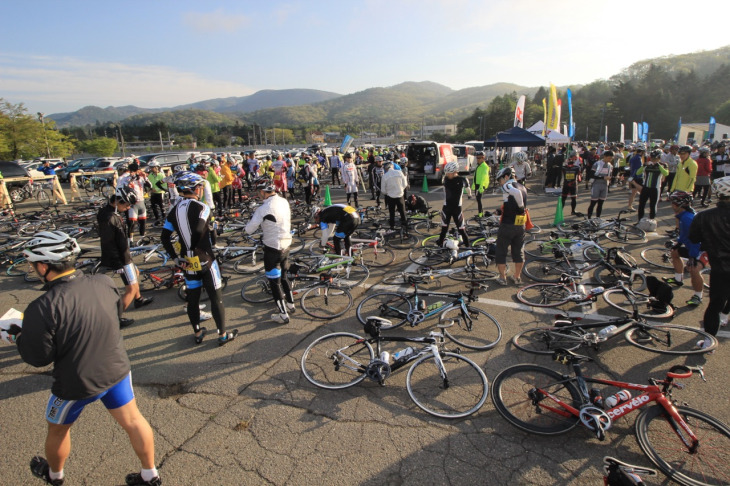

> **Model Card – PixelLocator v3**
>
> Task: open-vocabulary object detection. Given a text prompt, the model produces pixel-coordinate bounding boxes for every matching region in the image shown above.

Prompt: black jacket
[689,200,730,273]
[97,204,132,268]
[17,271,129,400]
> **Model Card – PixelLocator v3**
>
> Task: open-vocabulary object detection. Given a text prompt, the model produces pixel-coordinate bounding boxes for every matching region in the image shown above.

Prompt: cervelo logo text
[606,393,650,419]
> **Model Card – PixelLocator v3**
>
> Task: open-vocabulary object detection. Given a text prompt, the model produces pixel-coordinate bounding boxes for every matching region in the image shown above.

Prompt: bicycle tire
[635,405,730,486]
[300,284,353,320]
[100,181,115,199]
[440,306,502,351]
[420,234,442,247]
[357,245,395,268]
[240,276,273,303]
[523,239,555,259]
[593,264,647,292]
[640,247,674,270]
[516,283,573,307]
[138,266,174,292]
[522,258,577,283]
[625,324,718,355]
[582,245,607,262]
[512,327,584,355]
[447,255,499,282]
[491,364,582,435]
[408,247,449,266]
[605,224,646,243]
[131,248,168,272]
[288,235,306,255]
[36,189,51,209]
[603,289,675,319]
[385,231,419,250]
[526,223,542,235]
[328,263,369,288]
[406,352,489,419]
[413,220,440,236]
[356,292,412,329]
[232,250,265,274]
[300,332,374,390]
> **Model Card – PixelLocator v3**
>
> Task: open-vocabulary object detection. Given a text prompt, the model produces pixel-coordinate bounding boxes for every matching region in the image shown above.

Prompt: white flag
[620,124,625,143]
[514,95,526,128]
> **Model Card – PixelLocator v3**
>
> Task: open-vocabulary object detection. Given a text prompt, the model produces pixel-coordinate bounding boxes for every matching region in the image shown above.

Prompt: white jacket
[380,169,407,198]
[245,195,292,250]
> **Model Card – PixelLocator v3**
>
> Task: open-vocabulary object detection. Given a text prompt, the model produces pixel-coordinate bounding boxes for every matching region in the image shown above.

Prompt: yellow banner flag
[542,98,547,136]
[546,84,559,131]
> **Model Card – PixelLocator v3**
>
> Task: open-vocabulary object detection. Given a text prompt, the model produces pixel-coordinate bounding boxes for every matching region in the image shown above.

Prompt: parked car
[57,157,97,182]
[452,144,477,174]
[404,140,457,183]
[136,152,198,169]
[78,157,122,178]
[0,160,31,194]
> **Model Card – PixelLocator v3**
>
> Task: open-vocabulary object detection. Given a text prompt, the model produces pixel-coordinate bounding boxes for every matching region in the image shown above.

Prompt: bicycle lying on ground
[491,348,730,486]
[300,316,489,418]
[602,456,657,486]
[356,275,501,351]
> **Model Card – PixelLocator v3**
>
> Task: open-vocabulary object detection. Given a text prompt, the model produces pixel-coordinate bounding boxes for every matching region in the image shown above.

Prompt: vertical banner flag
[708,116,716,141]
[514,95,526,128]
[620,124,625,143]
[557,99,562,130]
[563,124,568,136]
[642,122,649,142]
[675,117,682,142]
[566,88,574,138]
[605,126,608,143]
[633,122,638,142]
[542,98,547,135]
[546,84,559,131]
[340,135,354,154]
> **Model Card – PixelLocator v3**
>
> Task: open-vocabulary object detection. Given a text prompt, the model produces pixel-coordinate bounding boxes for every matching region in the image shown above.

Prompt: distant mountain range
[48,45,730,128]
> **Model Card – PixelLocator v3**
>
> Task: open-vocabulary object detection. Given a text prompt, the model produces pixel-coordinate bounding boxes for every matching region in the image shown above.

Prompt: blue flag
[567,89,574,138]
[642,122,649,142]
[708,116,716,141]
[675,117,682,142]
[340,135,354,154]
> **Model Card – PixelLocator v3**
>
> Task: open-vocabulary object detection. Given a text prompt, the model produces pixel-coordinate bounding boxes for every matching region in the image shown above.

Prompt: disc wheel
[300,284,353,320]
[512,327,583,355]
[300,332,374,389]
[356,292,412,329]
[516,283,573,307]
[491,364,582,435]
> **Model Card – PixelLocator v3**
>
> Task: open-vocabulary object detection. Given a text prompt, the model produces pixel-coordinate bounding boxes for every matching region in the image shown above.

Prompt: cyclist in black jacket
[97,187,153,327]
[436,162,471,248]
[312,204,360,256]
[495,167,528,285]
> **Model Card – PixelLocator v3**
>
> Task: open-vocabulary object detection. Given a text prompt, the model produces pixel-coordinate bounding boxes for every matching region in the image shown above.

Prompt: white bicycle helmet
[23,231,81,264]
[711,176,730,199]
[148,160,160,168]
[443,161,459,174]
[513,151,528,163]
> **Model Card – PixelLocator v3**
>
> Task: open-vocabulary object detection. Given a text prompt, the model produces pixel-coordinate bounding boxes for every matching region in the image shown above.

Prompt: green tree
[0,99,75,160]
[78,137,118,156]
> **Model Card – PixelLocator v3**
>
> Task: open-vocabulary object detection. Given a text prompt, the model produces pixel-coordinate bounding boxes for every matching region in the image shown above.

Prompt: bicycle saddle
[552,348,592,364]
[365,316,392,329]
[602,456,657,476]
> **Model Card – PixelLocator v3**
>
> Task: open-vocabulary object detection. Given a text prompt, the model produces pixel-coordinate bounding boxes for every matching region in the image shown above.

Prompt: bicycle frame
[382,283,479,328]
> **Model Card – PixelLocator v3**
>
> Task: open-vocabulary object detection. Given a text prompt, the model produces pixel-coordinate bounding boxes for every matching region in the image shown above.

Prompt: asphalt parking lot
[1,178,728,485]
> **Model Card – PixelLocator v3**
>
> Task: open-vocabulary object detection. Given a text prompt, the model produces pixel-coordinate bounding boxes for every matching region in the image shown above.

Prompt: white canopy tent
[526,121,570,145]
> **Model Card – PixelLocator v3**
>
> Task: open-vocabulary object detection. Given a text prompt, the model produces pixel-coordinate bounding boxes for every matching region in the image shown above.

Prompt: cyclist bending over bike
[436,162,471,248]
[161,172,237,346]
[245,182,295,325]
[311,204,360,256]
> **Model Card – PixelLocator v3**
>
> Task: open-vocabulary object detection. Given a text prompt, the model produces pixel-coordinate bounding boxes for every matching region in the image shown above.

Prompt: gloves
[175,257,188,269]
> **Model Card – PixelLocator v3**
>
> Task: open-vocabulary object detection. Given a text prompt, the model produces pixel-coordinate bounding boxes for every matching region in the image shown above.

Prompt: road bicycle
[491,348,730,485]
[516,273,606,308]
[557,210,646,244]
[639,244,711,290]
[408,243,499,281]
[356,277,501,351]
[306,232,395,268]
[602,279,676,319]
[300,316,489,418]
[138,264,230,302]
[9,179,54,209]
[523,231,617,262]
[602,456,657,486]
[380,265,489,287]
[77,173,115,198]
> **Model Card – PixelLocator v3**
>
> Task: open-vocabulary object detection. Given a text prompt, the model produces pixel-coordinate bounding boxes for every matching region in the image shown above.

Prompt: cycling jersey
[562,165,580,187]
[161,198,215,273]
[500,180,527,225]
[677,209,701,258]
[671,158,698,193]
[636,163,668,189]
[246,157,260,176]
[245,194,292,250]
[443,175,469,207]
[510,161,532,181]
[117,173,147,201]
[97,204,132,268]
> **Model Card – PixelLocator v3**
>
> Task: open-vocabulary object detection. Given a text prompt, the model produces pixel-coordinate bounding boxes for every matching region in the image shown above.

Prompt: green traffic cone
[324,185,332,207]
[552,196,564,226]
[421,176,429,193]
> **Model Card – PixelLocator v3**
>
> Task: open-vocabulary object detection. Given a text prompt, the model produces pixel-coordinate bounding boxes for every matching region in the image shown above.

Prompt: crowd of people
[3,138,730,485]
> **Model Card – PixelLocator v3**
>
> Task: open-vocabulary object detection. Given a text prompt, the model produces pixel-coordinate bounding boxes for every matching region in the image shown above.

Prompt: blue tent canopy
[484,126,546,147]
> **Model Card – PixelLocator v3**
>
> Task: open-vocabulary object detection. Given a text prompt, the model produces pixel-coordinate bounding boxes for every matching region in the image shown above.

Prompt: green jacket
[671,158,698,193]
[207,167,221,193]
[472,162,490,191]
[147,171,166,194]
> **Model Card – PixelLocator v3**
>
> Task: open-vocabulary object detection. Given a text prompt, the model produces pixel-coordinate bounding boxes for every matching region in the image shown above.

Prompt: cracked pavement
[1,183,729,485]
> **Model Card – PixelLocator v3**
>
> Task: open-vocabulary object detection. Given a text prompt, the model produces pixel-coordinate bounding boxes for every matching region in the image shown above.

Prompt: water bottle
[393,347,415,363]
[379,351,391,364]
[604,389,632,409]
[597,325,618,340]
[426,301,445,312]
[589,387,603,408]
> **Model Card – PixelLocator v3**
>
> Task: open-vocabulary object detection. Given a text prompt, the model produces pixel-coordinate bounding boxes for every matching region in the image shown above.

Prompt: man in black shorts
[313,204,361,256]
[436,161,471,248]
[494,167,528,285]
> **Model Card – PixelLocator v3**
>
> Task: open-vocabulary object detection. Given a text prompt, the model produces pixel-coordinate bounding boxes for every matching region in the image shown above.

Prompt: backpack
[646,276,674,313]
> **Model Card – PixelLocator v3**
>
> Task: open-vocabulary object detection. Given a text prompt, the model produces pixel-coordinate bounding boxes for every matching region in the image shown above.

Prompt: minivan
[452,144,476,173]
[404,141,457,183]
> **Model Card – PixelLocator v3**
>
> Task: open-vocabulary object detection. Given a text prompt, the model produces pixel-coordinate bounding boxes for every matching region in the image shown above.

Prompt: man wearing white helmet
[11,231,162,486]
[436,161,471,248]
[509,151,532,185]
[689,175,730,350]
[494,166,528,285]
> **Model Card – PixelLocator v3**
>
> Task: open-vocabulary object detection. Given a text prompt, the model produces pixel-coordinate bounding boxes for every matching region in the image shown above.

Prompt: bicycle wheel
[523,239,555,259]
[385,230,419,250]
[522,258,577,283]
[240,276,273,303]
[491,364,582,435]
[440,305,502,351]
[640,247,674,270]
[603,289,675,319]
[420,234,442,247]
[232,250,265,274]
[635,405,730,486]
[139,266,174,292]
[100,180,115,199]
[329,263,369,288]
[408,247,449,266]
[18,220,55,236]
[526,223,541,235]
[131,248,168,272]
[413,220,440,236]
[512,327,584,355]
[448,255,499,282]
[300,284,353,320]
[605,224,646,243]
[582,245,607,262]
[593,264,647,292]
[300,332,374,390]
[36,189,51,209]
[6,258,29,277]
[357,245,395,268]
[288,236,306,255]
[406,352,489,419]
[625,324,718,355]
[516,283,573,307]
[356,292,412,328]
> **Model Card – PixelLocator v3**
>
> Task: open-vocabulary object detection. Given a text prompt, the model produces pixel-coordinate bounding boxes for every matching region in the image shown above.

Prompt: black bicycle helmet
[115,186,138,205]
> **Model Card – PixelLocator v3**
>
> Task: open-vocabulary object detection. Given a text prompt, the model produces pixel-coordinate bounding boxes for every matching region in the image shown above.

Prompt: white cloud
[181,8,249,33]
[0,53,255,113]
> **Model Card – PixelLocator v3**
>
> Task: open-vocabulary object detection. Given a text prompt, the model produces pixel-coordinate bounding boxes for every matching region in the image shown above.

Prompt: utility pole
[37,113,52,158]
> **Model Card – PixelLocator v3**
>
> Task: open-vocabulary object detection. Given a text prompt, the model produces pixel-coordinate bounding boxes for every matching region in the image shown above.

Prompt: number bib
[184,255,203,272]
[514,214,526,226]
[343,205,357,214]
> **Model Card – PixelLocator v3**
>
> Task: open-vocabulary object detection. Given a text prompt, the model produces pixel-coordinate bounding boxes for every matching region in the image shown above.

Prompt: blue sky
[1,0,727,115]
